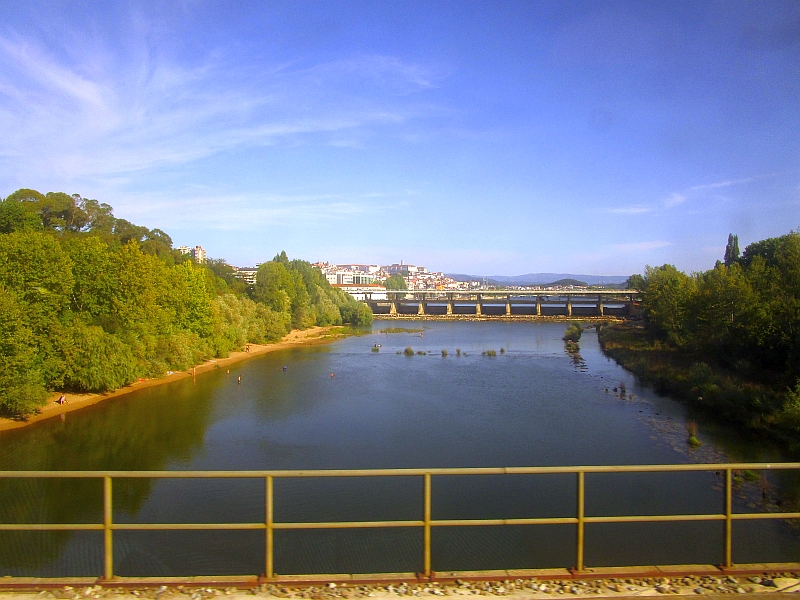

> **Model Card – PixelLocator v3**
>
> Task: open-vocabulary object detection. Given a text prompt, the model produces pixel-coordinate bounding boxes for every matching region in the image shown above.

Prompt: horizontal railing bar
[584,514,726,523]
[4,510,800,534]
[431,518,578,526]
[273,520,425,530]
[0,524,104,531]
[112,523,267,531]
[731,512,800,520]
[1,463,798,478]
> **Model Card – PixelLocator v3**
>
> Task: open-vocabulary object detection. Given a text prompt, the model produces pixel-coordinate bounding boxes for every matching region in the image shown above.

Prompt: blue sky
[1,1,798,275]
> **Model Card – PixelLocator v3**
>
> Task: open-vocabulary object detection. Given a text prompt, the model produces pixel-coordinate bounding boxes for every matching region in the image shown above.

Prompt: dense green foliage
[562,323,583,343]
[617,229,800,435]
[0,189,372,415]
[724,233,740,267]
[383,274,408,290]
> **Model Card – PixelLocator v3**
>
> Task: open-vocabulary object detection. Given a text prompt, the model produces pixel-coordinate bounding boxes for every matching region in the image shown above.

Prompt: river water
[0,321,797,576]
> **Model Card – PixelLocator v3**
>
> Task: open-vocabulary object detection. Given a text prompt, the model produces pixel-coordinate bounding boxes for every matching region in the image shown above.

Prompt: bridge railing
[1,463,799,581]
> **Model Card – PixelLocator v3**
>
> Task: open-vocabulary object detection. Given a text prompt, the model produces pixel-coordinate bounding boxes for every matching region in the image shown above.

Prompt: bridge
[363,290,642,318]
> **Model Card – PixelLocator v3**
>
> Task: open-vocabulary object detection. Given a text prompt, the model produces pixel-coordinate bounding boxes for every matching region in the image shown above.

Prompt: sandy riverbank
[0,326,346,433]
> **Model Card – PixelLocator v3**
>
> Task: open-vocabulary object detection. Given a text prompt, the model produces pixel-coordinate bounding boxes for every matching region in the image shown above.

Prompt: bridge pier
[362,289,641,319]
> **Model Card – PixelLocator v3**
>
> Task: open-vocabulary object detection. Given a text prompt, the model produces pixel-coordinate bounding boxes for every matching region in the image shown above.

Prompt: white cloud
[0,32,439,183]
[689,177,755,191]
[112,190,393,230]
[663,193,687,208]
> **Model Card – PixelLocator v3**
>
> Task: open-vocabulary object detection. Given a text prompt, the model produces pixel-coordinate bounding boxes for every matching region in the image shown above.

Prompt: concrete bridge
[364,290,642,318]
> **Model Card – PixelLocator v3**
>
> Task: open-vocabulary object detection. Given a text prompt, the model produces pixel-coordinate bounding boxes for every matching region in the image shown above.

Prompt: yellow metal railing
[1,463,799,581]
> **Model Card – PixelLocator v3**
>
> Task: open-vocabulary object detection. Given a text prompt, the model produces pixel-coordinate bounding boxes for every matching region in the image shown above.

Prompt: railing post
[423,473,432,577]
[103,476,113,581]
[724,468,733,568]
[266,476,274,580]
[576,471,585,571]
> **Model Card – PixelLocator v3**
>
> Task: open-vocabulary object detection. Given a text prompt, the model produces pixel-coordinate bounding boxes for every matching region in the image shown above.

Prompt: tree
[724,234,740,266]
[689,262,757,359]
[0,198,42,233]
[0,287,49,414]
[384,274,407,290]
[253,261,296,313]
[625,274,647,291]
[642,264,696,345]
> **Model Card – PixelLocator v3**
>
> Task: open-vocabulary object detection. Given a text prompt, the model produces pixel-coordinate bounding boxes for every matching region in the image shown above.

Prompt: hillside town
[177,244,613,299]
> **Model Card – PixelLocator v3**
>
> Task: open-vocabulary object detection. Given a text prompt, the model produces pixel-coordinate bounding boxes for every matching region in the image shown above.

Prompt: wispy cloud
[689,177,756,191]
[606,204,653,214]
[606,174,771,217]
[663,192,687,208]
[113,190,394,230]
[0,31,440,183]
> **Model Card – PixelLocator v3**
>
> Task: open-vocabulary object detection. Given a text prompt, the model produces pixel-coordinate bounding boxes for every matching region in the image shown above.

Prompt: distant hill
[446,272,629,286]
[549,278,587,287]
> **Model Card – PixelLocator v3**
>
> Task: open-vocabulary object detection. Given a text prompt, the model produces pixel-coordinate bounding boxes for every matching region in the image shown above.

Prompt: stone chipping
[2,574,800,600]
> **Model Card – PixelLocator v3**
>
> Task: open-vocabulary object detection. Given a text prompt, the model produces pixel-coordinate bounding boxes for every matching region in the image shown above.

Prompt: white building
[333,283,387,301]
[191,246,206,263]
[233,267,259,286]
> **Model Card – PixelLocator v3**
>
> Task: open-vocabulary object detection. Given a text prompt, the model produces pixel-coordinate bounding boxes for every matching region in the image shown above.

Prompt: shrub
[563,323,583,343]
[66,323,137,392]
[404,346,414,356]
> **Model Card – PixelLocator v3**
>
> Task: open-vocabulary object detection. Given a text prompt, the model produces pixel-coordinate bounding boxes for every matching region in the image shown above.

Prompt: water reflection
[0,377,214,571]
[1,321,799,575]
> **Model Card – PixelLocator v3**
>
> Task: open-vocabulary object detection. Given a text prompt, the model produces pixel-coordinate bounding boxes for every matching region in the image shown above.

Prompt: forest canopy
[624,229,800,431]
[0,189,372,416]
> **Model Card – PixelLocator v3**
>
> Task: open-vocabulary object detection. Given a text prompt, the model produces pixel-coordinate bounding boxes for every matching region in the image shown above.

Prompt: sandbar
[0,326,346,433]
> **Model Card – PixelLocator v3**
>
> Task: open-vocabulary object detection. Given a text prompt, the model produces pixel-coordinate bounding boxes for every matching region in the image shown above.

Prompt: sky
[0,1,798,276]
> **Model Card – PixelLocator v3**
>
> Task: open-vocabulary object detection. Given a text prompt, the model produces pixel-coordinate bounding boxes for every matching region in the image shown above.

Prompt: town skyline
[1,2,798,274]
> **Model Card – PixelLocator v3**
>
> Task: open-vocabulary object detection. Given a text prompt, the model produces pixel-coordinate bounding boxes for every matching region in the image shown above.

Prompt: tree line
[0,189,372,416]
[621,229,800,430]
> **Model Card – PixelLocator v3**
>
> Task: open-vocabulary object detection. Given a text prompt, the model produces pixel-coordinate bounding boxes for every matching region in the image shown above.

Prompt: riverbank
[597,322,799,452]
[0,326,350,433]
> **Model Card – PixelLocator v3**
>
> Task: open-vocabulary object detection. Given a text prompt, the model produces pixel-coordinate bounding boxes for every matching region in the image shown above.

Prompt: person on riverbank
[57,394,67,405]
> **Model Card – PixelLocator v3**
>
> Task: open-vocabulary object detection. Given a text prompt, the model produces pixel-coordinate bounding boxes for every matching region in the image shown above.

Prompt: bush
[0,288,49,414]
[404,346,414,356]
[563,323,582,343]
[66,323,137,392]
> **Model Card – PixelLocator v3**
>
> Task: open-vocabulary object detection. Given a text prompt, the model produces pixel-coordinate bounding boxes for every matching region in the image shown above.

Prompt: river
[0,321,797,576]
